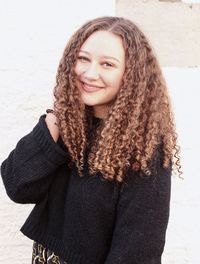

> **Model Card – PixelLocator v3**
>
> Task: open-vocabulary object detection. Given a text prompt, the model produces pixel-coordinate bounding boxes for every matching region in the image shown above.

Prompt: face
[74,30,125,118]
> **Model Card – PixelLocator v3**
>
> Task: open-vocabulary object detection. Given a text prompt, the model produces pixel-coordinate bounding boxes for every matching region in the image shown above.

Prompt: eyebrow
[79,50,121,63]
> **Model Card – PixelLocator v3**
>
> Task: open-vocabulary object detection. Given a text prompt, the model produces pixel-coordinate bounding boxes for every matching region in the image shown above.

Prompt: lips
[80,81,103,93]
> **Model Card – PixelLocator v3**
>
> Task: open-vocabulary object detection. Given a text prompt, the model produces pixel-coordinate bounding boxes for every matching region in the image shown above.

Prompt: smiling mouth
[80,81,104,93]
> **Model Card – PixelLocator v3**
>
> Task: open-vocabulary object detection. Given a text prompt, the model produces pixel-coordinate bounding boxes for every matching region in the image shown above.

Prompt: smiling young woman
[1,16,182,264]
[75,30,126,118]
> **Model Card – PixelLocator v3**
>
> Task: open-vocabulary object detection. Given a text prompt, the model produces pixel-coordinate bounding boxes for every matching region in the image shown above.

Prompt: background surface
[0,0,199,263]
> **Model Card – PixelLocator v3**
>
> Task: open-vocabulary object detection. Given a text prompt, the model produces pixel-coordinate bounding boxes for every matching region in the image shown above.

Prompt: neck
[93,105,111,119]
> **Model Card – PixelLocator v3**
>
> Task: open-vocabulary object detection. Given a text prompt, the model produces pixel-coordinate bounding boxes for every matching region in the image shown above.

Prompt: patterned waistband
[32,241,68,264]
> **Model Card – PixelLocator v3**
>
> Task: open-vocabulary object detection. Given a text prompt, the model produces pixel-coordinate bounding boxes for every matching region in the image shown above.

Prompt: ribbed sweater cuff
[32,114,69,166]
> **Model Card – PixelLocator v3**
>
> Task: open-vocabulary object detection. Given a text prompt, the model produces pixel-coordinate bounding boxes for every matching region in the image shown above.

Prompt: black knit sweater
[0,114,171,264]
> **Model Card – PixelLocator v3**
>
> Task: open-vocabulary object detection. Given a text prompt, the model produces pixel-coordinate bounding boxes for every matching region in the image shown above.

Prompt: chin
[81,95,102,106]
[82,100,100,107]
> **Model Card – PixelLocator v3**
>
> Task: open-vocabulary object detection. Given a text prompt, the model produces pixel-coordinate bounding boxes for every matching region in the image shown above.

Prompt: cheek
[108,72,124,88]
[74,63,83,76]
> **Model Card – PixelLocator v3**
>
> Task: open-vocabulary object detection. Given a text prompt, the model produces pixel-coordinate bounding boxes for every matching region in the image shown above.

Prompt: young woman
[1,16,181,264]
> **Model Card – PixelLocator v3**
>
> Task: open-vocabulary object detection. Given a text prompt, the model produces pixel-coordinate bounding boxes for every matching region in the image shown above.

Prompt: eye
[103,62,114,68]
[77,56,89,62]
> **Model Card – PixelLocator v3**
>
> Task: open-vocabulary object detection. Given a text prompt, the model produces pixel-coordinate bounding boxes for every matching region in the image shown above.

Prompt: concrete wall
[116,0,200,66]
[0,0,200,263]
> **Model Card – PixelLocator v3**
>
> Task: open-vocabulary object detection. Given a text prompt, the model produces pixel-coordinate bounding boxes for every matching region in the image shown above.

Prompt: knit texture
[1,114,171,264]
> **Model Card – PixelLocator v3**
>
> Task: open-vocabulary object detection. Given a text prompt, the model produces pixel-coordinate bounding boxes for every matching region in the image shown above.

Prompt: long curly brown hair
[53,16,182,183]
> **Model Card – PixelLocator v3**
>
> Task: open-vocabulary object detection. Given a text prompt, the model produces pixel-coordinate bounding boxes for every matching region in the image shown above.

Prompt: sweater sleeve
[0,114,70,204]
[104,148,172,264]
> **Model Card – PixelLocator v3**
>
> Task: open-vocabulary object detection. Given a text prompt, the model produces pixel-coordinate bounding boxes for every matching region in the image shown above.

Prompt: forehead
[79,31,125,60]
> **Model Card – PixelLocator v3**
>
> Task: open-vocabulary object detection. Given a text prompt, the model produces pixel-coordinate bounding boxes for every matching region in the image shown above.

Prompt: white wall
[162,67,200,264]
[1,0,200,263]
[0,1,115,263]
[182,0,200,3]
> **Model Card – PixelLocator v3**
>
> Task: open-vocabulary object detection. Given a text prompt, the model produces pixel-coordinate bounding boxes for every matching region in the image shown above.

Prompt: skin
[46,30,126,142]
[45,112,59,142]
[75,30,126,119]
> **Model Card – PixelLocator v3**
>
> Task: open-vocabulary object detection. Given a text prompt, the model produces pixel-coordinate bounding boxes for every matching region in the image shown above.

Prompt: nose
[84,63,99,80]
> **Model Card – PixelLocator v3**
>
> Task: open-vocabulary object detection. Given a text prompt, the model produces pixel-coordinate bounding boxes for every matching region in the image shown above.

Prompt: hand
[45,112,60,142]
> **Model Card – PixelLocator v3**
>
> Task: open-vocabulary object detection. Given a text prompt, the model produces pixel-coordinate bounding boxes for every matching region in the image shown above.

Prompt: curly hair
[53,16,182,182]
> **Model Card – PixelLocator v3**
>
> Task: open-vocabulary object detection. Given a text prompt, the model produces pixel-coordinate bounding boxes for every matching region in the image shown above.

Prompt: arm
[0,114,70,204]
[104,148,172,264]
